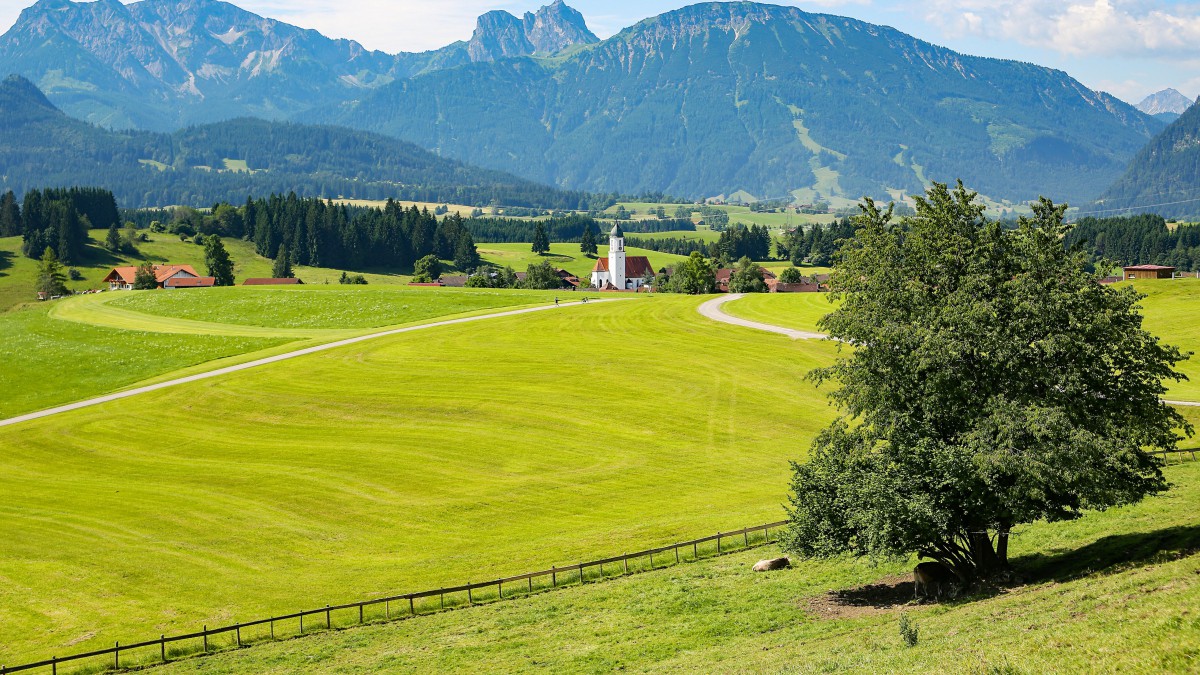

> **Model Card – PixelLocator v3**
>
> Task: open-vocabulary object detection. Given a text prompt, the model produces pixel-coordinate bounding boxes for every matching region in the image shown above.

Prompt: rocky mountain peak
[1137,88,1194,116]
[467,1,597,62]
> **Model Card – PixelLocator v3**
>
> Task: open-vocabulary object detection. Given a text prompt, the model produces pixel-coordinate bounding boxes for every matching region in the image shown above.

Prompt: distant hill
[0,75,591,209]
[312,2,1162,205]
[0,0,596,129]
[1095,99,1200,220]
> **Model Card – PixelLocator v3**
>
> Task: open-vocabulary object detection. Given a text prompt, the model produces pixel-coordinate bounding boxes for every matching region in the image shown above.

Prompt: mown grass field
[724,292,840,333]
[609,202,835,229]
[131,459,1200,674]
[0,286,593,419]
[0,294,842,664]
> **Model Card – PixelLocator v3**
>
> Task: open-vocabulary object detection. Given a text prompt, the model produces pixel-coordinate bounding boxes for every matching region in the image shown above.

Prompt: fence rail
[1,520,788,674]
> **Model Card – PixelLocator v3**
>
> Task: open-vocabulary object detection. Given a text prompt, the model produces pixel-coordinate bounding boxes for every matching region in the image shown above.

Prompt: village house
[590,225,655,291]
[102,264,212,290]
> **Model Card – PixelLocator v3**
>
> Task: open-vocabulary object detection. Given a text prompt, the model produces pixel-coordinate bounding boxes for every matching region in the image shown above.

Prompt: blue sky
[1,0,1195,105]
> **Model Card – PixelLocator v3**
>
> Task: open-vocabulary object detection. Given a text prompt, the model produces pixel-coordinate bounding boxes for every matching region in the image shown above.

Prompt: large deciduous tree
[784,181,1192,584]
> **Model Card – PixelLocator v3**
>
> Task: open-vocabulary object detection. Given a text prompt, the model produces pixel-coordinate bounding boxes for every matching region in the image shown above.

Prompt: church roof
[610,223,624,238]
[591,256,656,279]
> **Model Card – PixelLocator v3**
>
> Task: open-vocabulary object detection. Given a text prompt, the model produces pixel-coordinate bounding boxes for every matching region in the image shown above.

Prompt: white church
[589,224,656,291]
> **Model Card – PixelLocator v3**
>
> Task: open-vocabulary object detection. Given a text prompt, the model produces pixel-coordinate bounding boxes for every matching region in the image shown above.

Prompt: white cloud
[924,0,1200,58]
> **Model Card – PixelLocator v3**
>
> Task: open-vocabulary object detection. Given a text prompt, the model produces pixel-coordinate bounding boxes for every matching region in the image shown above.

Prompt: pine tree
[531,221,550,255]
[36,247,67,297]
[272,243,293,278]
[580,221,598,257]
[205,235,236,286]
[105,222,121,252]
[0,190,21,237]
[453,230,479,271]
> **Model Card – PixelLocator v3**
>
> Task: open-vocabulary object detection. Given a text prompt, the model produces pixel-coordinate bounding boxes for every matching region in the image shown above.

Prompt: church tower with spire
[608,223,626,290]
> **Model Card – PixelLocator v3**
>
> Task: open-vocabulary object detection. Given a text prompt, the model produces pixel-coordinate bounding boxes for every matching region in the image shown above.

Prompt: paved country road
[699,293,1200,409]
[0,300,618,429]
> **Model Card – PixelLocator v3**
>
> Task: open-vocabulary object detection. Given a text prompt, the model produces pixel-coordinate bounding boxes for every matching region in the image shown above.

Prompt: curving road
[699,293,1200,408]
[0,299,619,429]
[697,294,827,340]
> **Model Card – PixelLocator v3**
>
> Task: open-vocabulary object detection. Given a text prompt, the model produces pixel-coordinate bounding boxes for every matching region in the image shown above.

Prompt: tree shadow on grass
[0,249,12,277]
[1013,524,1200,584]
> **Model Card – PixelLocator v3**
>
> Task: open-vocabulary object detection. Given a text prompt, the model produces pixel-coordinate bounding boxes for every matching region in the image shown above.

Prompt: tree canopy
[784,181,1192,584]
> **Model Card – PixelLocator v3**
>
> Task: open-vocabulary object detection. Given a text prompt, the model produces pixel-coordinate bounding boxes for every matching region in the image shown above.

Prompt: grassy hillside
[74,460,1200,673]
[723,292,840,333]
[0,295,841,663]
[0,231,419,311]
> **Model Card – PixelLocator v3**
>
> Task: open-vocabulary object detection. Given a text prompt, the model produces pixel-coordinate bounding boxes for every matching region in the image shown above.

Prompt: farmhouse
[242,278,304,285]
[1123,265,1175,280]
[102,264,205,290]
[589,225,654,290]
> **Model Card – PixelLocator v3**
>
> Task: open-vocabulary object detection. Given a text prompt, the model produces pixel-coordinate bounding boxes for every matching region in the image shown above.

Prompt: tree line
[5,187,120,263]
[1064,214,1200,272]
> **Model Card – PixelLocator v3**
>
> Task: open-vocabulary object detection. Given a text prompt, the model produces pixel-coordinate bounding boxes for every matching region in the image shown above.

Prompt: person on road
[554,296,559,306]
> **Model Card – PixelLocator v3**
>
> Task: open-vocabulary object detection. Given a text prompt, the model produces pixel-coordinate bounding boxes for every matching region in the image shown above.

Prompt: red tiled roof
[592,256,655,279]
[103,264,200,285]
[715,266,777,282]
[242,278,303,285]
[1123,265,1175,271]
[164,276,216,288]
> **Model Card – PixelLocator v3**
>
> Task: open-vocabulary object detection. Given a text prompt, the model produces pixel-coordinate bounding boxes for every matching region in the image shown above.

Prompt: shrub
[898,614,919,648]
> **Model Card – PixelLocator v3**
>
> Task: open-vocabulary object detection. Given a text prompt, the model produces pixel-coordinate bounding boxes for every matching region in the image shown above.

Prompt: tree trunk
[996,525,1010,568]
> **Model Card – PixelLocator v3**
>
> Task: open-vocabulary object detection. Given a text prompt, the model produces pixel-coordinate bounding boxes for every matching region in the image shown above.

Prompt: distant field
[611,202,835,229]
[628,229,722,243]
[478,242,689,279]
[1127,278,1200,401]
[143,460,1200,674]
[0,295,841,663]
[331,199,479,218]
[107,286,596,330]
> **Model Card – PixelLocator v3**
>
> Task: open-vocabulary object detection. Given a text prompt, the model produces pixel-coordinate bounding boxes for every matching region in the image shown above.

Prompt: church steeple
[608,224,626,289]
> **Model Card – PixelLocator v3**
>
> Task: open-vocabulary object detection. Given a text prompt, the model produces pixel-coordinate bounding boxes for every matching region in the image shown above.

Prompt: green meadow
[0,286,594,419]
[0,295,841,664]
[609,202,835,229]
[143,460,1200,674]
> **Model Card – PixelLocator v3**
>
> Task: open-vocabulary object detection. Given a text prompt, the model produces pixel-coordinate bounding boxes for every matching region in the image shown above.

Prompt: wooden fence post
[161,635,166,661]
[410,597,415,615]
[385,601,389,619]
[326,605,331,629]
[649,551,654,568]
[717,532,722,552]
[236,624,242,647]
[528,576,533,593]
[359,604,364,623]
[52,658,57,675]
[498,580,504,598]
[675,545,680,564]
[440,589,445,609]
[300,615,303,634]
[623,554,629,574]
[114,641,119,669]
[744,528,749,547]
[203,625,208,651]
[552,566,557,587]
[693,541,698,558]
[578,563,584,583]
[271,618,275,639]
[468,585,474,605]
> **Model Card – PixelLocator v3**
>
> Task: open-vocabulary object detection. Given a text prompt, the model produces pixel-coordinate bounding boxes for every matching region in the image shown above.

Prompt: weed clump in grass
[898,613,919,648]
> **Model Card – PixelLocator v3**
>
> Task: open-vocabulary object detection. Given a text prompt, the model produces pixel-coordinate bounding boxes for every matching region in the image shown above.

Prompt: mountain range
[1136,88,1195,124]
[0,0,1172,206]
[0,74,591,209]
[0,0,596,130]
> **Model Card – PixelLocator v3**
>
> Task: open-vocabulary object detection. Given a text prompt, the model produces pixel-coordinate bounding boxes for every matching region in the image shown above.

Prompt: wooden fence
[1,520,788,674]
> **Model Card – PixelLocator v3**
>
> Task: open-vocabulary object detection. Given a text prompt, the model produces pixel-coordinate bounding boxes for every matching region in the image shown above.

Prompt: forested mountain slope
[1096,99,1200,220]
[313,2,1162,204]
[0,75,589,208]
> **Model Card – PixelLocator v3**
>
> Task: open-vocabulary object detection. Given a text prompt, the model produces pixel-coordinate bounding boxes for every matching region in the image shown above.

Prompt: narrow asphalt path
[0,299,618,429]
[699,293,1200,409]
[697,294,827,340]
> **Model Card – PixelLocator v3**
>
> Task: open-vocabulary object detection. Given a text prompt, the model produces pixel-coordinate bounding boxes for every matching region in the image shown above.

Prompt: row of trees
[1064,214,1200,272]
[775,219,858,266]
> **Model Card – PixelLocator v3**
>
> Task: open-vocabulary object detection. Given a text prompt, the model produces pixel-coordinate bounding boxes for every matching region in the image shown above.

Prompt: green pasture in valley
[1129,278,1200,402]
[0,286,583,419]
[107,286,590,330]
[0,295,841,664]
[139,460,1200,674]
